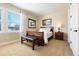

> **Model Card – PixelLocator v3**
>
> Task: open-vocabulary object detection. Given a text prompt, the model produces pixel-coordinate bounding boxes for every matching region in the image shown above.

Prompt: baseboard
[0,39,20,47]
[69,43,79,56]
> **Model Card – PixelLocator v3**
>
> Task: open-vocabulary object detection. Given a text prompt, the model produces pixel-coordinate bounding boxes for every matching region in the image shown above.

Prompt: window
[0,10,1,31]
[8,11,20,31]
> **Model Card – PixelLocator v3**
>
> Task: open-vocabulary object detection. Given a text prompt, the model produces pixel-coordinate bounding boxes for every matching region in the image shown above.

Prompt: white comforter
[43,31,52,44]
[39,28,52,44]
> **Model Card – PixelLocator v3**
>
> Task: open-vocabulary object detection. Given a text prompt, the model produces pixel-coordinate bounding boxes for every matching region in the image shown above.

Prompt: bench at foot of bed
[21,36,43,50]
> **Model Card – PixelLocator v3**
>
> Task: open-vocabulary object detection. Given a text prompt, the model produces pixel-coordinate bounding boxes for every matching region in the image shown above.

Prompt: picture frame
[42,18,52,26]
[28,18,36,28]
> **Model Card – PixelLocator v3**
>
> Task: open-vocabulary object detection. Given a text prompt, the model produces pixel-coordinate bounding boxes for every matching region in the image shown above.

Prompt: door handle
[73,30,77,32]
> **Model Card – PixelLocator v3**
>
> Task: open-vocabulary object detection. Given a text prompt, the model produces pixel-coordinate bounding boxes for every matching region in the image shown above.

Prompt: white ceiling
[13,3,68,17]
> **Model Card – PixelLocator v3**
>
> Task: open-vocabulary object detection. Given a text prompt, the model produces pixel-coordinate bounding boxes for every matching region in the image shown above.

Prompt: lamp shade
[57,24,62,32]
[57,24,61,28]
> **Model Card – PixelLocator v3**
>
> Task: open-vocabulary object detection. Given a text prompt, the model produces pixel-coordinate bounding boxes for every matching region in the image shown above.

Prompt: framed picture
[42,18,52,26]
[28,18,36,28]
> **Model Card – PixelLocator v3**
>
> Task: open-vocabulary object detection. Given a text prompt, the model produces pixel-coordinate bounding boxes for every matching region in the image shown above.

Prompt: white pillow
[39,28,46,32]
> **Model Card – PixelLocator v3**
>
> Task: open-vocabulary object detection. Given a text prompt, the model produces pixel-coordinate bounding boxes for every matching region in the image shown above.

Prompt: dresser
[55,32,63,40]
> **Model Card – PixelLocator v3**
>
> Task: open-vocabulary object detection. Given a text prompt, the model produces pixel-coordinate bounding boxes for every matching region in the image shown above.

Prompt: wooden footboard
[26,31,44,46]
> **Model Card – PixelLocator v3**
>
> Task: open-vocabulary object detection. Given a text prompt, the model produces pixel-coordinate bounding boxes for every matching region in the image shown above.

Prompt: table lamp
[57,24,61,32]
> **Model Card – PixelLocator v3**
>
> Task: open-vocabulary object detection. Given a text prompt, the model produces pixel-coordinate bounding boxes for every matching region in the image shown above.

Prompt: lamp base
[58,31,61,32]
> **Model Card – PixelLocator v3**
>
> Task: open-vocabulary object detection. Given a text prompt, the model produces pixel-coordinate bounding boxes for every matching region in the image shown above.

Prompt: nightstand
[55,32,63,40]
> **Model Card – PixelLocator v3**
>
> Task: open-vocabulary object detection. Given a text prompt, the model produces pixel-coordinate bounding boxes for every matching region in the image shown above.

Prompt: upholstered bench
[21,36,38,50]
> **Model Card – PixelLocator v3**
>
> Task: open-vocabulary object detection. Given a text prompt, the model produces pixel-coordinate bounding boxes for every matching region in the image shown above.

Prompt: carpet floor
[0,39,73,56]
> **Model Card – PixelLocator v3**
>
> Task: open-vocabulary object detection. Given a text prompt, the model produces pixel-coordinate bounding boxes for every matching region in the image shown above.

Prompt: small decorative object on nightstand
[55,32,63,40]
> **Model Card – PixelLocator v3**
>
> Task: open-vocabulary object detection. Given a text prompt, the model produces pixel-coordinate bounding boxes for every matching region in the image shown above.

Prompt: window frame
[6,9,21,32]
[0,7,3,32]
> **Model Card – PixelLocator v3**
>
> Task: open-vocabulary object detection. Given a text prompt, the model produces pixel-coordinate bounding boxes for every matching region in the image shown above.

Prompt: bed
[26,27,53,45]
[39,27,53,44]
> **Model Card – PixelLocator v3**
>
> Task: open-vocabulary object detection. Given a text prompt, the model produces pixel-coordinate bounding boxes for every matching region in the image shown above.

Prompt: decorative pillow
[39,28,46,32]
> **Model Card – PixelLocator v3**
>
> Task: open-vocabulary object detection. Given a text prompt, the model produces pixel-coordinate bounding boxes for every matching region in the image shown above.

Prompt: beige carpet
[0,39,73,56]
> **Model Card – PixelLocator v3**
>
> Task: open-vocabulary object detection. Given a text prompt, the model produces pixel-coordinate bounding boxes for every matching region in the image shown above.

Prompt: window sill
[0,31,20,33]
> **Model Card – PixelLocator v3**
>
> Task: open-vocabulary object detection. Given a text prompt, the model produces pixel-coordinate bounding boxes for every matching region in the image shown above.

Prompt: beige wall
[39,8,68,40]
[0,3,39,44]
[0,32,20,44]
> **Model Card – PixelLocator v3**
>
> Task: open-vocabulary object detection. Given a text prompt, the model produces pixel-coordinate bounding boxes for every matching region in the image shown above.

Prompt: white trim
[0,7,22,33]
[0,8,3,31]
[6,9,21,32]
[0,39,20,47]
[6,8,20,15]
[0,31,20,34]
[0,7,4,10]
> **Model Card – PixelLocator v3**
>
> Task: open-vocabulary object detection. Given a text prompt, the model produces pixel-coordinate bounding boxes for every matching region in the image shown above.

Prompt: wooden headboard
[26,31,44,37]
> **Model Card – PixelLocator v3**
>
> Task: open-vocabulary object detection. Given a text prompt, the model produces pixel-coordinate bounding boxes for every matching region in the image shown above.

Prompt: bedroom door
[68,3,79,55]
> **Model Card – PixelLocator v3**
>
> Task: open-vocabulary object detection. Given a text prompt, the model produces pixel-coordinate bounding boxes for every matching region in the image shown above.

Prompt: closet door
[71,4,79,55]
[68,3,79,55]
